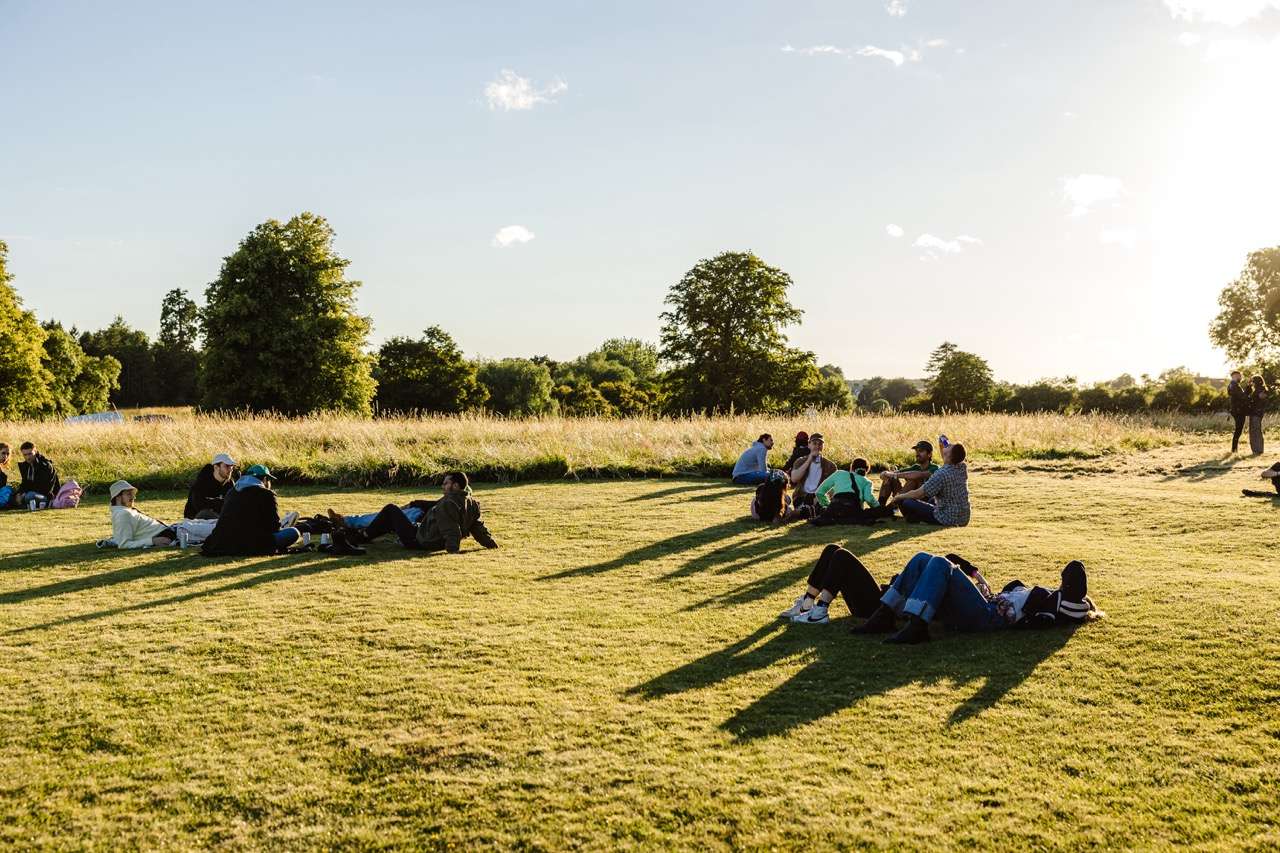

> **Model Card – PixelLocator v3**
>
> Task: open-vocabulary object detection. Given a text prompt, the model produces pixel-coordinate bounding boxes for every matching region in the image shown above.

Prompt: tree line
[3,216,1277,420]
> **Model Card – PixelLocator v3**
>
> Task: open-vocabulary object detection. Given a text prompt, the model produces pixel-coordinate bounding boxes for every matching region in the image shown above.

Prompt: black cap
[809,433,824,442]
[911,440,933,453]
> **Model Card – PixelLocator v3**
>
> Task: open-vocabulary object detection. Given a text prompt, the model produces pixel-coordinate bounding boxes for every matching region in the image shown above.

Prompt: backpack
[750,477,787,523]
[51,479,83,509]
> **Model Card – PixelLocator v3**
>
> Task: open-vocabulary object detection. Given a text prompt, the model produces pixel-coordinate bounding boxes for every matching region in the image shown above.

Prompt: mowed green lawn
[1,450,1277,848]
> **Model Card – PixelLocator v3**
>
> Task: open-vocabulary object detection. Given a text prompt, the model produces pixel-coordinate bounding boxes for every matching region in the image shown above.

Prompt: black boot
[850,604,897,635]
[885,615,930,644]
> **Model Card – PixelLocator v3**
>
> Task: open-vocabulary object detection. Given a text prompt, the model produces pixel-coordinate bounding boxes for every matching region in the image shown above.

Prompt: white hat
[109,480,137,500]
[212,453,236,466]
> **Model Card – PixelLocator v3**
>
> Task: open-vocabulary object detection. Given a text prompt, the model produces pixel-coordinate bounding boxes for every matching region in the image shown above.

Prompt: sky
[3,0,1280,384]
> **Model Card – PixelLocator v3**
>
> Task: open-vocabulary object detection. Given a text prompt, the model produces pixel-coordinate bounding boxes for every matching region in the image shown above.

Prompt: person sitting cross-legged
[779,544,885,624]
[329,471,497,553]
[878,439,940,509]
[201,465,306,556]
[731,434,783,486]
[891,442,970,527]
[809,458,890,526]
[851,552,1100,644]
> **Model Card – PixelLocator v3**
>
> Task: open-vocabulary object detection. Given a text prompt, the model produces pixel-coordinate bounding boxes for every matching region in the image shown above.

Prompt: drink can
[28,499,37,511]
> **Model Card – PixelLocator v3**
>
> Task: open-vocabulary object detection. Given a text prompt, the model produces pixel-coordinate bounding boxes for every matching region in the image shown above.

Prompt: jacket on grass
[183,464,233,519]
[18,453,60,497]
[201,479,282,556]
[416,491,496,552]
[111,505,170,549]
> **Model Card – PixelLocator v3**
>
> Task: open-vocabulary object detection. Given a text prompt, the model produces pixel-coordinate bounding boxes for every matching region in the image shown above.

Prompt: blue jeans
[899,498,943,525]
[880,552,997,630]
[274,528,301,549]
[346,506,424,528]
[733,470,776,486]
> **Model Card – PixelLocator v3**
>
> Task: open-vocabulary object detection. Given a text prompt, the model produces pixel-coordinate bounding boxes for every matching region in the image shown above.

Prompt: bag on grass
[51,480,83,509]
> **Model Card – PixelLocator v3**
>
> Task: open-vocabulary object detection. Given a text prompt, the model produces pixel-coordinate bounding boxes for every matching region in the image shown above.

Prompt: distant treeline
[3,218,1276,420]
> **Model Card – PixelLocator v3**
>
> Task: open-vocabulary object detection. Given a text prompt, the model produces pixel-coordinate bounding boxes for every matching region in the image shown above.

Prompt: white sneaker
[780,596,811,620]
[281,511,300,528]
[803,603,830,624]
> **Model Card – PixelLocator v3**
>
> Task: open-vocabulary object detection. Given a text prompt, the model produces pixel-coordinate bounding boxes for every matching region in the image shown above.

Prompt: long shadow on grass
[1157,453,1241,483]
[2,544,436,635]
[630,619,1076,740]
[622,482,743,503]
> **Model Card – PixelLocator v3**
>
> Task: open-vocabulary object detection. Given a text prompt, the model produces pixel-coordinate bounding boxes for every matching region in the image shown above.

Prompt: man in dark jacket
[201,465,303,556]
[331,471,498,553]
[17,442,60,506]
[1228,370,1248,453]
[183,453,237,519]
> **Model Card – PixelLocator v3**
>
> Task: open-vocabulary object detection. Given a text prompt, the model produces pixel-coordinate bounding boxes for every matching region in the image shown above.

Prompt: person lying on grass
[200,465,307,557]
[779,544,885,624]
[1242,462,1280,498]
[97,480,178,549]
[889,441,970,527]
[325,499,439,541]
[327,471,497,553]
[848,551,1101,644]
[808,458,892,527]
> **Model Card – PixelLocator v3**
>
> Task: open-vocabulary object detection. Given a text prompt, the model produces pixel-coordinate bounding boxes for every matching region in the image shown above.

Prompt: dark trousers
[899,498,944,525]
[364,504,422,549]
[807,544,883,618]
[1232,413,1247,453]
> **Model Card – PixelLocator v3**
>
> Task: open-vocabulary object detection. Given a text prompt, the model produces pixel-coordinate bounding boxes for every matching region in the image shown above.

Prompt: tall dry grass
[0,410,1236,491]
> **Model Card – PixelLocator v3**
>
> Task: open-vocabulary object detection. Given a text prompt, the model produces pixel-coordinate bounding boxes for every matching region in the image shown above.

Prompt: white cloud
[1177,31,1204,45]
[492,225,535,247]
[484,70,567,112]
[1163,1,1280,26]
[783,44,849,56]
[886,0,908,16]
[1061,174,1125,217]
[1100,228,1139,248]
[886,224,905,238]
[913,233,982,258]
[857,45,906,66]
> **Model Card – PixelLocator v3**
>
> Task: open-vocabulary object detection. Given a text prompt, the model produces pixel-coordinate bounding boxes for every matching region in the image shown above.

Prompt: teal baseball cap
[243,464,276,480]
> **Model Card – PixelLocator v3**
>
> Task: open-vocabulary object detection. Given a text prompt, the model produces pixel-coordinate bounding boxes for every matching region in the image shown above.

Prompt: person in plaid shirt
[891,442,970,526]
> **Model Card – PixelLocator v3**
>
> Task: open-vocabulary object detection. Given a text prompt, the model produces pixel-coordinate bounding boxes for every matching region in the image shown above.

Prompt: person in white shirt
[99,480,177,549]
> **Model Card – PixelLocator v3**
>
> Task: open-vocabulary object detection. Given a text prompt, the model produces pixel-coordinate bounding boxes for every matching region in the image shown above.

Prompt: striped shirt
[921,463,971,527]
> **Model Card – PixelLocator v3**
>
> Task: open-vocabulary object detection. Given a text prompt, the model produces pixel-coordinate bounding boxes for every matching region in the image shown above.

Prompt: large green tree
[80,316,157,407]
[200,213,376,414]
[926,342,995,411]
[40,322,120,416]
[0,241,55,419]
[659,251,817,412]
[153,288,200,405]
[1210,246,1280,367]
[477,358,556,416]
[374,326,487,414]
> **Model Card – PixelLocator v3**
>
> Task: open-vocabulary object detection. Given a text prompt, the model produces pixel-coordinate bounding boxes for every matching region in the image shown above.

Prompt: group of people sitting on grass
[734,430,1105,641]
[93,451,499,558]
[0,442,81,510]
[734,431,969,528]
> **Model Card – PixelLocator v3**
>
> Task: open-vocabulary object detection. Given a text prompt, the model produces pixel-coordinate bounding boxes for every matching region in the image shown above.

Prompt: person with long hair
[1248,375,1268,455]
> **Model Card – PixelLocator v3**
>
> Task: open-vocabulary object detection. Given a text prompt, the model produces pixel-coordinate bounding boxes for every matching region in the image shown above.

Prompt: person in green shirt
[878,440,940,507]
[810,458,887,526]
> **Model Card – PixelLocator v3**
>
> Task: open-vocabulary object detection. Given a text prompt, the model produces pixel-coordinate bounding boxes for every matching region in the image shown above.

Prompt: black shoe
[321,530,367,556]
[850,604,897,635]
[885,615,930,644]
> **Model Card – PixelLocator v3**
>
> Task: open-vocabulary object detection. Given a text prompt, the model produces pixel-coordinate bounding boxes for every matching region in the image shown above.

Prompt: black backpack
[752,477,786,523]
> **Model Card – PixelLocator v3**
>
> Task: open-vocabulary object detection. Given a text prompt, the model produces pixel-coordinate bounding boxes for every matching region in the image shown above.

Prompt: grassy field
[0,410,1259,489]
[0,437,1277,848]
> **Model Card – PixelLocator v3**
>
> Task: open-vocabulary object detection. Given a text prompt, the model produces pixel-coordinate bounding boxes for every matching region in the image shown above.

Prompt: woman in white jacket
[99,480,177,549]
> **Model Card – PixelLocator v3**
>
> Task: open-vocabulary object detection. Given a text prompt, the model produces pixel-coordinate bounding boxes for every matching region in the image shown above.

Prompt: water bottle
[28,499,37,512]
[320,533,332,546]
[939,434,950,451]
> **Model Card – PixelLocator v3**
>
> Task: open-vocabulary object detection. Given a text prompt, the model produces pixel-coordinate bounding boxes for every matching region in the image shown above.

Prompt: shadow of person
[630,618,1078,741]
[539,518,761,580]
[1158,453,1250,483]
[622,482,744,503]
